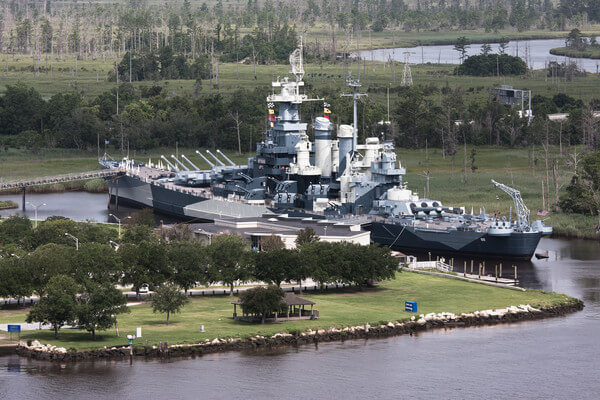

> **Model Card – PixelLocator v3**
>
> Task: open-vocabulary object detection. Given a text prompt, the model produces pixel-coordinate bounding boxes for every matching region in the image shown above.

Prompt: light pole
[27,202,46,228]
[109,214,131,238]
[64,232,79,250]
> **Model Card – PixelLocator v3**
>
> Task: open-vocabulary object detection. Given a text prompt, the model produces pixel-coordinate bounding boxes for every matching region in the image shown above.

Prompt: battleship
[102,42,551,260]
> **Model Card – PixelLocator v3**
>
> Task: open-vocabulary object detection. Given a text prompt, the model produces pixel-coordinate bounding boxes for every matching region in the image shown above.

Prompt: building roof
[232,292,315,306]
[191,213,368,239]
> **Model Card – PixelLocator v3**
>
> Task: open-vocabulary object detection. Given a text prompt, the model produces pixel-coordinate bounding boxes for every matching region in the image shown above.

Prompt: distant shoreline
[550,46,600,60]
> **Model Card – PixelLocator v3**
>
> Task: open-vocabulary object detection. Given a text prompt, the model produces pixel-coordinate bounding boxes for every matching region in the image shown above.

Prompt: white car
[139,284,150,294]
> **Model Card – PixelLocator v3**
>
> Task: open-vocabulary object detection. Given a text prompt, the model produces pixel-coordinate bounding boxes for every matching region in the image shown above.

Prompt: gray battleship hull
[367,222,542,260]
[109,175,273,221]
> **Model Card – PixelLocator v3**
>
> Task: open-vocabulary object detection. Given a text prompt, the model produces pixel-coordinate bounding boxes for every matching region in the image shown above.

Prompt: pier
[0,169,123,211]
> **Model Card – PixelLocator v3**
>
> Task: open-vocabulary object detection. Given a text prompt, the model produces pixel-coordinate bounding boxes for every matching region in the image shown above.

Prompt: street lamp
[109,214,131,238]
[27,202,46,228]
[64,232,79,250]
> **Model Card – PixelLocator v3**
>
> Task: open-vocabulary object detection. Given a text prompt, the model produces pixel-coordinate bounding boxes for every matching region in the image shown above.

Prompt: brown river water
[1,193,599,399]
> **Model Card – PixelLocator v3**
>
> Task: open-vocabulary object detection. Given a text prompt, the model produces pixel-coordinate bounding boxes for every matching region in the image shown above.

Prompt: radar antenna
[492,179,530,227]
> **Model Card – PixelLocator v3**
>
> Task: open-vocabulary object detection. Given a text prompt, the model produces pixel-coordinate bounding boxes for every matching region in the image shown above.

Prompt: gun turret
[195,150,215,168]
[206,150,226,166]
[181,154,200,171]
[160,155,180,172]
[216,149,236,166]
[171,155,190,171]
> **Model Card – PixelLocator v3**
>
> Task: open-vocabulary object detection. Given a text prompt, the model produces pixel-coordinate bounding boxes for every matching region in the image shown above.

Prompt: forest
[0,1,598,155]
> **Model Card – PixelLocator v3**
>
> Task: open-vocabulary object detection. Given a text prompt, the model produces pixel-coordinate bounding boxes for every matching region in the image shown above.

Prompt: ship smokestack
[313,117,333,177]
[338,124,353,175]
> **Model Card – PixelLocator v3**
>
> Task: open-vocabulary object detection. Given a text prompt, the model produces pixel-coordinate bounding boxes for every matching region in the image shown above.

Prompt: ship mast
[342,77,367,153]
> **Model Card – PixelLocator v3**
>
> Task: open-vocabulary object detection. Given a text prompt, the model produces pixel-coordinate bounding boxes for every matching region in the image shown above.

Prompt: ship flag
[323,102,331,119]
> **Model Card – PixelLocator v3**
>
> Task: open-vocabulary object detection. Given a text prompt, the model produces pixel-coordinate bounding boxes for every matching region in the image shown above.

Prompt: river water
[358,38,600,73]
[1,193,599,399]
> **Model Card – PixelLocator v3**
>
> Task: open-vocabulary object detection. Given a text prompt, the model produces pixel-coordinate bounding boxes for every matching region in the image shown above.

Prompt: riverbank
[13,298,583,362]
[0,272,579,356]
[550,46,600,60]
[0,200,18,209]
[308,28,600,51]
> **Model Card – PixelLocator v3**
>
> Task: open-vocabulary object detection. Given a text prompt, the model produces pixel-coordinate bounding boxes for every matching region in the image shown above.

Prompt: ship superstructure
[104,42,551,259]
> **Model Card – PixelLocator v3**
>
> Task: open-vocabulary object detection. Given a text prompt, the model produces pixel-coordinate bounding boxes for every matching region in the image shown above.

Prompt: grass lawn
[0,272,573,351]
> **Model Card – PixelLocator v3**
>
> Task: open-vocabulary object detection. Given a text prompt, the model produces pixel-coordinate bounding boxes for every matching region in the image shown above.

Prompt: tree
[559,152,600,215]
[122,224,156,243]
[119,241,171,295]
[168,241,208,294]
[453,37,469,64]
[295,227,320,248]
[238,285,286,324]
[0,258,33,304]
[260,234,285,252]
[26,275,79,339]
[24,244,75,296]
[151,283,189,324]
[294,227,320,293]
[480,43,492,56]
[0,215,33,246]
[339,243,397,288]
[73,243,121,286]
[208,234,251,295]
[77,283,129,340]
[128,208,157,227]
[253,248,298,287]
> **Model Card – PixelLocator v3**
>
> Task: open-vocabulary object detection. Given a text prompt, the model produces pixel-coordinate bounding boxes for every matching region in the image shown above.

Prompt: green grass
[0,272,573,351]
[550,46,600,59]
[0,200,18,209]
[1,55,599,102]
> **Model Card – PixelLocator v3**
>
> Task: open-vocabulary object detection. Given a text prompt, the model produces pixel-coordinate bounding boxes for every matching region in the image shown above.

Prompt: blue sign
[405,301,417,313]
[7,325,21,333]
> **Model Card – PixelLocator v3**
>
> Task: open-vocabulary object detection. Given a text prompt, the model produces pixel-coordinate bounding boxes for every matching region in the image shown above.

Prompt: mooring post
[107,180,113,209]
[463,261,466,277]
[115,182,119,210]
[22,187,26,211]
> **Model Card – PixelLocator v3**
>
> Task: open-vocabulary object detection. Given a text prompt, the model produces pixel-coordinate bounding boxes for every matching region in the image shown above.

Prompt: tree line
[0,216,398,336]
[1,80,598,156]
[1,1,598,65]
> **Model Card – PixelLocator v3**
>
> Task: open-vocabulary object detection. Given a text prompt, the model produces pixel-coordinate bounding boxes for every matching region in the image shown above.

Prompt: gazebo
[232,292,319,322]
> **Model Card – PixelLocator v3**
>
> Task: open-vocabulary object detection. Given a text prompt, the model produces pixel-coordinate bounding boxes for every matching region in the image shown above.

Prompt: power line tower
[401,52,413,86]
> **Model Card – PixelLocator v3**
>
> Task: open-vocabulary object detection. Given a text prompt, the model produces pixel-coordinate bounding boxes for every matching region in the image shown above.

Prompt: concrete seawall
[13,299,584,362]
